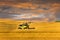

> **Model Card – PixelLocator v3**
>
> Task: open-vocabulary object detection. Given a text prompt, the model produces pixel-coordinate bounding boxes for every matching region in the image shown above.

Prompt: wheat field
[0,19,60,40]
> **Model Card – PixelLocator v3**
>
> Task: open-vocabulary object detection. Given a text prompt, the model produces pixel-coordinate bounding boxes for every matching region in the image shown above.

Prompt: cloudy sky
[0,0,60,21]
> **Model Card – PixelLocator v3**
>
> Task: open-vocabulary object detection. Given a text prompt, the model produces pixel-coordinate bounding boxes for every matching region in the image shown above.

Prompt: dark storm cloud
[0,5,20,18]
[0,0,60,3]
[0,4,60,21]
[0,5,35,18]
[0,0,60,21]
